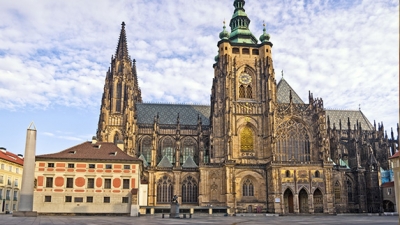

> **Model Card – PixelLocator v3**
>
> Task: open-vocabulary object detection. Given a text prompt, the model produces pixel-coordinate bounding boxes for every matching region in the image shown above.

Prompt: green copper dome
[228,0,258,44]
[219,23,230,40]
[214,54,219,62]
[259,24,271,43]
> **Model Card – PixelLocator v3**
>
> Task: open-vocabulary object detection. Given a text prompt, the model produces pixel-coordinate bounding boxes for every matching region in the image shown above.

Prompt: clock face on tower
[239,73,252,85]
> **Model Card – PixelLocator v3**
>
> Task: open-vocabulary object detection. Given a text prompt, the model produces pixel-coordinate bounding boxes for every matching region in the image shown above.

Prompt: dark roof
[381,181,394,188]
[276,78,304,104]
[36,141,141,162]
[0,149,23,166]
[157,155,173,168]
[136,103,210,125]
[276,78,374,130]
[326,110,374,130]
[182,156,198,168]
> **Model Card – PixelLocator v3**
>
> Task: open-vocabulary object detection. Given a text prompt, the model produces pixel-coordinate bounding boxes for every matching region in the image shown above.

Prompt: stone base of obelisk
[13,211,38,217]
[170,203,180,218]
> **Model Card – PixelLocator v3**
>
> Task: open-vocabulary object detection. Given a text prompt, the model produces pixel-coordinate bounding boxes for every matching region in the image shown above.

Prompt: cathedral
[96,0,398,214]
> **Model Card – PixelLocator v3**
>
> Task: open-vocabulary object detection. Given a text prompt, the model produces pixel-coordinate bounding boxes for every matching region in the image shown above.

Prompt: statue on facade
[172,195,178,203]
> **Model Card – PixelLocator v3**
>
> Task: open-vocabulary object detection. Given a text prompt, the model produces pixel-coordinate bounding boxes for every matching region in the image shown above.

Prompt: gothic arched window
[113,132,121,144]
[334,181,341,203]
[116,82,122,112]
[315,170,320,178]
[157,175,173,203]
[161,137,175,163]
[141,136,152,162]
[246,85,252,98]
[275,120,310,161]
[242,179,254,196]
[347,180,353,202]
[240,126,254,151]
[239,85,245,98]
[182,176,198,203]
[181,138,197,164]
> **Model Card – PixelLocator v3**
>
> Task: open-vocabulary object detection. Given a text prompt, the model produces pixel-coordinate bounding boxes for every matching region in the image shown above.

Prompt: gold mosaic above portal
[240,126,253,151]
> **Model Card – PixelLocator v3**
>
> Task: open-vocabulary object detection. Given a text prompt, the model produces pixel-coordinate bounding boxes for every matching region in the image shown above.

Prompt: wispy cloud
[0,0,398,132]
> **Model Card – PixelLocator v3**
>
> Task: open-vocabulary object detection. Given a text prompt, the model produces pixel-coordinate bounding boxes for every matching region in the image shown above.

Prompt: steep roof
[326,110,374,130]
[276,78,304,104]
[157,155,173,168]
[182,156,198,168]
[36,141,141,162]
[390,151,400,159]
[276,78,374,130]
[136,103,210,125]
[0,148,24,166]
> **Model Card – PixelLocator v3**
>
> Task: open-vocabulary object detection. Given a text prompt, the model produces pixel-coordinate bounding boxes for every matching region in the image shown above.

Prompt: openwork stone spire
[115,21,130,60]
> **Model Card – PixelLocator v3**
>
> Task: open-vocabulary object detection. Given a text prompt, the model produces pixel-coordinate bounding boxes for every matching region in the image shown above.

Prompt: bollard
[162,213,164,218]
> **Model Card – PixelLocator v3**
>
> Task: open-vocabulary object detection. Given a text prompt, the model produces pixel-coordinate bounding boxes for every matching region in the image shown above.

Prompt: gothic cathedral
[97,0,398,214]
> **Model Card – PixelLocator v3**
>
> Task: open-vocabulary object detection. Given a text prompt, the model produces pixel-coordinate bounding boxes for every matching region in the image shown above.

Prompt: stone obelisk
[13,122,38,217]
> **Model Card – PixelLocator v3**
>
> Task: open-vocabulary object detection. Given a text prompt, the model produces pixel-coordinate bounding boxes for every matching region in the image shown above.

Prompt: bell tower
[97,22,142,155]
[210,0,277,163]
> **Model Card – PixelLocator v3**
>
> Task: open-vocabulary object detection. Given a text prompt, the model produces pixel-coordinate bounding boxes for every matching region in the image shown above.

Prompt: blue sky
[0,0,398,156]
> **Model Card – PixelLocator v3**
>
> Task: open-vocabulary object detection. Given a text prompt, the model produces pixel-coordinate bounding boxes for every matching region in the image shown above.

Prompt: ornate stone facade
[97,0,398,214]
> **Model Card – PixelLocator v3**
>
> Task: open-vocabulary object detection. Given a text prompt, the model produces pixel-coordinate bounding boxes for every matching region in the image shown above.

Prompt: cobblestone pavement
[0,214,398,225]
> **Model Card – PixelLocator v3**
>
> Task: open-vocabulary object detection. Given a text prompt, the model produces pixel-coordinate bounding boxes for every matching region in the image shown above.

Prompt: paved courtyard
[0,214,398,225]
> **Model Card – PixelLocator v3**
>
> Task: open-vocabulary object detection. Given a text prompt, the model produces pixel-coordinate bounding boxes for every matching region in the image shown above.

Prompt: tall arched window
[182,176,198,203]
[240,126,254,151]
[334,181,341,203]
[242,178,254,196]
[347,180,353,202]
[181,138,197,164]
[246,85,252,98]
[275,120,310,161]
[116,82,122,112]
[113,132,121,144]
[141,136,152,162]
[157,175,173,203]
[239,85,245,98]
[161,137,175,163]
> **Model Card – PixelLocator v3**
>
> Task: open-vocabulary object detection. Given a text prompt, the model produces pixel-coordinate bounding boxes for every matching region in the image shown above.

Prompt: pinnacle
[115,21,130,60]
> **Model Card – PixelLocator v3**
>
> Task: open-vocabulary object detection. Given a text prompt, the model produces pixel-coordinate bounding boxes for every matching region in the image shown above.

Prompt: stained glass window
[181,138,196,164]
[162,137,175,163]
[157,175,173,203]
[141,136,152,162]
[242,179,254,196]
[275,120,310,161]
[182,176,198,203]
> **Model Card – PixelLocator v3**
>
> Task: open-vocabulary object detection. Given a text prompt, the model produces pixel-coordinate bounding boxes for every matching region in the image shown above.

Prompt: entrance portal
[284,189,294,213]
[313,189,323,213]
[298,189,309,213]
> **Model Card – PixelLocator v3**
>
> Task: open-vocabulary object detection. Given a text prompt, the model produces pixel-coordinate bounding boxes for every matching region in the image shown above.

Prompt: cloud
[0,0,397,133]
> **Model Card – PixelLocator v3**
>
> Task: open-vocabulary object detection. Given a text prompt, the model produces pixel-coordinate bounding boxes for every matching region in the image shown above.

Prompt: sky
[0,0,398,156]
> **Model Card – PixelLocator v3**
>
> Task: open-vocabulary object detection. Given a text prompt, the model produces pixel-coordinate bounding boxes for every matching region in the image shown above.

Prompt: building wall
[0,158,23,213]
[33,160,140,214]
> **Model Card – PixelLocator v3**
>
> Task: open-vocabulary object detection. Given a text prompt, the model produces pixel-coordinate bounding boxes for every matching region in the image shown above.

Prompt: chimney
[0,147,6,153]
[17,154,23,159]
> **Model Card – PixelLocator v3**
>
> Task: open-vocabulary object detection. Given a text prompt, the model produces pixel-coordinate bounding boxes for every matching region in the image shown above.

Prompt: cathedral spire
[115,21,130,60]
